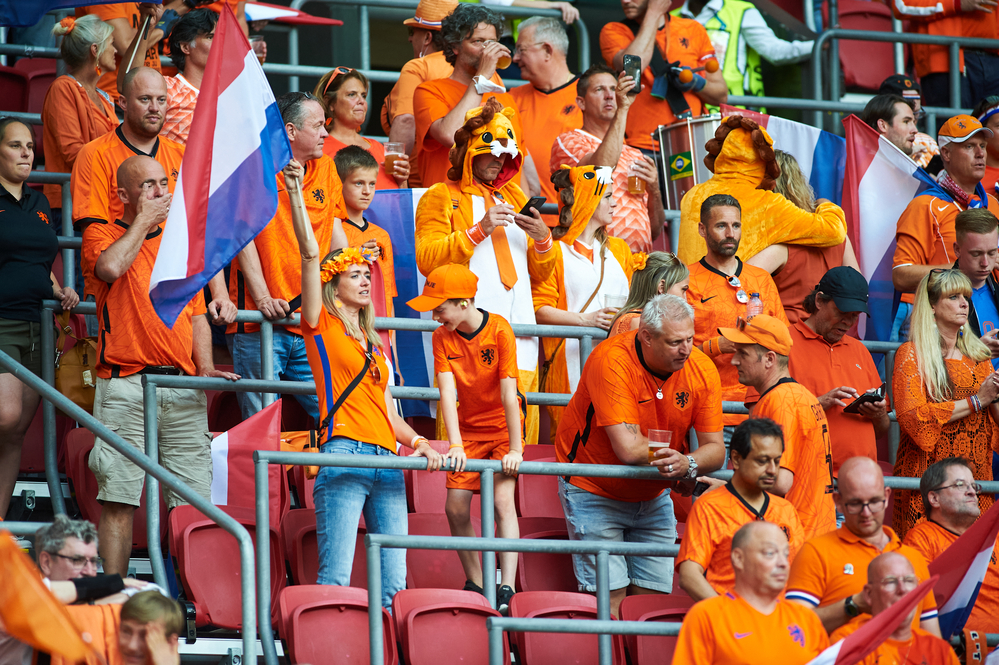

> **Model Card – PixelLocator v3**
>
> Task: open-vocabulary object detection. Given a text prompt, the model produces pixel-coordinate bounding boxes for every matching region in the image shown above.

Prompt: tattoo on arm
[624,423,639,434]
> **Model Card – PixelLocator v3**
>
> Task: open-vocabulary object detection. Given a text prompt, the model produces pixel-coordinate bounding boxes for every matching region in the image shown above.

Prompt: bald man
[673,521,829,664]
[81,155,239,577]
[785,457,941,636]
[829,553,960,664]
[71,67,233,323]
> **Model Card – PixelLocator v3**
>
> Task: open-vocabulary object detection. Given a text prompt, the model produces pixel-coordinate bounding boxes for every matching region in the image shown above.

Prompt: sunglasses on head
[322,66,354,99]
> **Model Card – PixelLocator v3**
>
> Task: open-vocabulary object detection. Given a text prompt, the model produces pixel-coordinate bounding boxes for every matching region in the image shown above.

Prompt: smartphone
[692,481,710,498]
[622,55,642,94]
[842,382,887,415]
[519,196,546,216]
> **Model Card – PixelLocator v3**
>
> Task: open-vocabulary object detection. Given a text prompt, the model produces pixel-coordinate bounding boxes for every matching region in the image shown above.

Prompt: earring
[95,63,102,76]
[334,299,343,309]
[460,300,468,307]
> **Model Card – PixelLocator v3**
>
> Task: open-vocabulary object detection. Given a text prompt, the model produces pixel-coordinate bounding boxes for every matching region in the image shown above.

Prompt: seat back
[509,591,624,665]
[280,508,368,588]
[0,67,28,113]
[402,440,479,516]
[392,588,508,665]
[522,444,556,461]
[824,0,898,90]
[619,594,693,664]
[19,403,73,473]
[516,517,576,593]
[405,513,480,590]
[514,458,563,518]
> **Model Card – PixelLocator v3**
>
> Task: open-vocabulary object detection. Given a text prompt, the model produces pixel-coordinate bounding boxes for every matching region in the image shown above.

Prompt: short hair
[920,457,974,519]
[973,96,999,120]
[801,288,832,315]
[576,62,617,98]
[168,9,218,73]
[860,94,911,132]
[441,4,505,66]
[0,116,32,145]
[121,591,185,638]
[518,16,569,56]
[334,144,379,180]
[700,194,741,225]
[730,418,784,460]
[640,293,694,336]
[35,515,98,555]
[277,91,320,130]
[955,208,999,244]
[53,14,114,69]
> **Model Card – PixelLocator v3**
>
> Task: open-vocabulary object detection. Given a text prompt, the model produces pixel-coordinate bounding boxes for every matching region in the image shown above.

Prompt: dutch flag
[149,3,292,327]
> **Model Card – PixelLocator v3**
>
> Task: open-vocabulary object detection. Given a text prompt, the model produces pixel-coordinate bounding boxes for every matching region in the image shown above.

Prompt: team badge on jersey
[478,346,497,368]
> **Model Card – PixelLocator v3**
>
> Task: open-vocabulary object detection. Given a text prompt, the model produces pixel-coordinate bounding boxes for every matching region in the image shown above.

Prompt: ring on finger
[668,464,673,473]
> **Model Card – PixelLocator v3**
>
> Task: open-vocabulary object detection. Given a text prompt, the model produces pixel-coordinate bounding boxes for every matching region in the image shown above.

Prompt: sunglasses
[363,349,382,383]
[322,66,354,98]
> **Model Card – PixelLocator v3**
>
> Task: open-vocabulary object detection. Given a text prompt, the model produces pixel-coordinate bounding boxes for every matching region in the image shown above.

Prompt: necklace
[655,377,667,400]
[896,636,913,664]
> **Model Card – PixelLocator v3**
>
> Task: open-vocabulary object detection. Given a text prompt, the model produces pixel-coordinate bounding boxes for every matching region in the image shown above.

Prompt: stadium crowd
[3,0,999,661]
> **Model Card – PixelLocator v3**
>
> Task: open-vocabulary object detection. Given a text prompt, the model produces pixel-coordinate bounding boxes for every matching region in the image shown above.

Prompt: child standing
[407,263,523,612]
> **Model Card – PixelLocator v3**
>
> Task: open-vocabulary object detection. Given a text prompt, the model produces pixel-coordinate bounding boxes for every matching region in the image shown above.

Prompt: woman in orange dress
[314,66,410,190]
[893,268,999,537]
[608,252,689,337]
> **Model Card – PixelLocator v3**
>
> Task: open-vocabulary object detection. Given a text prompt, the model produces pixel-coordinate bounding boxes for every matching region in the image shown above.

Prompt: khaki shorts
[0,318,45,376]
[89,374,211,509]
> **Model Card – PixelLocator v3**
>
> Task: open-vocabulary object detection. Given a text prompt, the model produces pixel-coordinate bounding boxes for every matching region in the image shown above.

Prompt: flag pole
[126,14,152,73]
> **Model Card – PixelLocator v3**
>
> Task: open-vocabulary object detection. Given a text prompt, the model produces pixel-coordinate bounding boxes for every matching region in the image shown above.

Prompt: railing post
[596,550,612,665]
[891,18,905,74]
[288,25,299,92]
[254,457,280,664]
[950,42,961,111]
[359,5,371,72]
[367,538,385,665]
[580,334,593,369]
[829,0,841,129]
[481,468,497,609]
[40,306,65,515]
[60,181,73,292]
[487,618,505,665]
[260,320,275,407]
[143,380,170,590]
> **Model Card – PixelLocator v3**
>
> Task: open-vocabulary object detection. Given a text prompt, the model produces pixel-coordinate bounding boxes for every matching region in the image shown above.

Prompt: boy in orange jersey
[407,263,524,613]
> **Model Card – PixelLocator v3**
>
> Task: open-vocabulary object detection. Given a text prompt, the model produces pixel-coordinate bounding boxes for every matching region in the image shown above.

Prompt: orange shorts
[446,438,511,491]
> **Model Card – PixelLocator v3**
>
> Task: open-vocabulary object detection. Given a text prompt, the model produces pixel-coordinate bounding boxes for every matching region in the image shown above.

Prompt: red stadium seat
[514,458,563,518]
[280,508,368,588]
[402,440,479,516]
[207,390,242,432]
[289,464,316,510]
[508,591,625,664]
[0,67,28,113]
[516,517,576,593]
[19,403,73,474]
[822,0,899,91]
[392,588,509,665]
[278,585,397,665]
[405,513,480,590]
[522,444,555,461]
[619,593,694,664]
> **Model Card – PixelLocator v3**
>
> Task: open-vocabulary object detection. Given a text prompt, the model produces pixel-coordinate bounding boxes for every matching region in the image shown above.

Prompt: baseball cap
[938,114,994,147]
[879,74,921,101]
[406,263,478,312]
[816,266,870,315]
[717,315,793,356]
[403,0,458,30]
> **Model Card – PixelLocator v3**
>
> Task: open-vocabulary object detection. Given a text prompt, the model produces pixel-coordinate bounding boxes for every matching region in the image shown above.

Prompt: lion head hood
[550,165,614,245]
[447,96,522,190]
[703,115,780,191]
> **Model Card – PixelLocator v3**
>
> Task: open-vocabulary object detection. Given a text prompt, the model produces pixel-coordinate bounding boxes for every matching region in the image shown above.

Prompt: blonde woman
[893,269,999,537]
[747,150,858,324]
[284,158,442,607]
[608,252,690,337]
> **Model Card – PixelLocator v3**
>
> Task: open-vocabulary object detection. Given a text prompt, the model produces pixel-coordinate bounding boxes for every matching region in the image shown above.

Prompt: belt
[137,366,182,376]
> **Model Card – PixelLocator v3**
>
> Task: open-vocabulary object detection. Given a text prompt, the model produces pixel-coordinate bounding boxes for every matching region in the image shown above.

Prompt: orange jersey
[677,483,804,595]
[71,127,184,236]
[904,519,999,636]
[381,51,454,131]
[41,75,118,210]
[751,379,837,540]
[75,4,161,98]
[686,258,787,425]
[508,79,583,226]
[322,135,399,191]
[302,308,395,451]
[162,74,199,144]
[82,219,206,378]
[787,321,884,475]
[672,592,829,665]
[786,526,939,627]
[830,618,960,665]
[555,331,723,502]
[433,310,520,441]
[227,155,344,336]
[412,79,524,189]
[599,17,715,151]
[984,165,999,195]
[775,243,846,325]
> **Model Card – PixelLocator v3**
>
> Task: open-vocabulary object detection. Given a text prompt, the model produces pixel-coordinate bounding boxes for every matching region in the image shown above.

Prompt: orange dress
[892,341,998,538]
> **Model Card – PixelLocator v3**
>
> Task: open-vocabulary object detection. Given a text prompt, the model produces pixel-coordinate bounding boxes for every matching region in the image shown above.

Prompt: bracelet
[411,434,428,447]
[534,233,554,253]
[449,444,464,449]
[466,223,487,246]
[968,396,982,413]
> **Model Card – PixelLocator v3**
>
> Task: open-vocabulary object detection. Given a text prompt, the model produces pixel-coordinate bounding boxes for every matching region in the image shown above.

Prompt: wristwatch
[684,455,698,480]
[844,595,860,618]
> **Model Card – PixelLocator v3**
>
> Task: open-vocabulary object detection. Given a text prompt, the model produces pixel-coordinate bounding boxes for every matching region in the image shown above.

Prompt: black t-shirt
[0,183,58,322]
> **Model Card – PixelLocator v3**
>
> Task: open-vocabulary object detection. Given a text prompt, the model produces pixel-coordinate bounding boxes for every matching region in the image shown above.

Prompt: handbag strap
[55,310,80,351]
[545,243,609,369]
[316,337,373,444]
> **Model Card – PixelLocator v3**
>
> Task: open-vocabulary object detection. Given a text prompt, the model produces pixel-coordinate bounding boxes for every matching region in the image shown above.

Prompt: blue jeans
[226,329,320,422]
[889,302,912,344]
[313,438,408,609]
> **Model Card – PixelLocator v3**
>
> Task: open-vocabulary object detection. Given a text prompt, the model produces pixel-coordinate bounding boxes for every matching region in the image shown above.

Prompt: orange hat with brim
[407,263,479,312]
[403,0,457,30]
[717,315,792,355]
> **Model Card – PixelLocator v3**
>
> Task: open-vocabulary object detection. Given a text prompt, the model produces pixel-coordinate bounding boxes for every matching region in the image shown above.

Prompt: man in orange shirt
[412,3,536,190]
[786,457,941,636]
[720,315,836,539]
[788,267,889,475]
[829,553,960,664]
[555,293,725,617]
[673,521,829,664]
[82,156,239,578]
[677,417,804,600]
[599,0,726,154]
[904,457,999,636]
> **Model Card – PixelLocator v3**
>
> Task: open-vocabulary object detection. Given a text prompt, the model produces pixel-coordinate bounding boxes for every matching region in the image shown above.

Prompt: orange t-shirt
[433,310,520,441]
[75,3,161,99]
[322,135,399,191]
[686,258,788,425]
[381,50,454,133]
[82,219,206,378]
[984,164,999,195]
[672,592,829,665]
[677,483,804,595]
[903,519,999,636]
[751,378,837,540]
[774,243,847,325]
[161,74,199,145]
[787,321,884,475]
[227,155,344,336]
[508,79,582,226]
[599,17,715,151]
[413,79,524,189]
[302,308,395,450]
[786,526,939,628]
[609,310,641,338]
[41,75,119,210]
[555,331,723,502]
[829,617,960,665]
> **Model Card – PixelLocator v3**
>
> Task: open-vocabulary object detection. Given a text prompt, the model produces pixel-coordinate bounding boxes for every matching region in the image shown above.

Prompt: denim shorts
[557,477,676,593]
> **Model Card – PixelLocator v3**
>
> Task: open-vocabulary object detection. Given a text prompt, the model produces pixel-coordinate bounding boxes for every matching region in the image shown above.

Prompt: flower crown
[320,247,372,283]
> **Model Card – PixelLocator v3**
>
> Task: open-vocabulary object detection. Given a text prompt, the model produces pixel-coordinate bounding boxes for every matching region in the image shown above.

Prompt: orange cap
[403,0,458,30]
[717,315,792,356]
[938,114,993,147]
[407,264,479,311]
